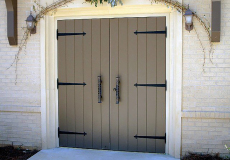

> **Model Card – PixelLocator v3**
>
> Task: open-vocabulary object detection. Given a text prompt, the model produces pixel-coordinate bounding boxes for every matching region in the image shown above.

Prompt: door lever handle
[115,77,120,104]
[98,76,102,103]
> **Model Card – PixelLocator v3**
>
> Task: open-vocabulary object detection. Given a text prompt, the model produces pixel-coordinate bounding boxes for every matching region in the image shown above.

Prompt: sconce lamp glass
[184,5,194,32]
[25,12,36,34]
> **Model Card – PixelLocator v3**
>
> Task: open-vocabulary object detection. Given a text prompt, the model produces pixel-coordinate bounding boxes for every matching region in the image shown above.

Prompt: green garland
[86,0,123,7]
[10,0,213,84]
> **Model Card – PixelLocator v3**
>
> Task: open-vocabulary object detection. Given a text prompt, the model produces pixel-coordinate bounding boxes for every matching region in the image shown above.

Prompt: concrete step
[29,148,179,160]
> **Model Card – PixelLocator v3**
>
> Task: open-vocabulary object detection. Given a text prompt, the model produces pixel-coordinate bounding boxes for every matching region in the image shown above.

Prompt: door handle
[98,76,102,103]
[113,77,120,104]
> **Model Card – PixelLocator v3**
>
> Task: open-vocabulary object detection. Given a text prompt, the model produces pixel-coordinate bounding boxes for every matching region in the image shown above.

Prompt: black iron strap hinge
[134,80,167,91]
[58,127,87,138]
[166,80,167,91]
[56,29,86,40]
[134,83,166,87]
[134,133,166,143]
[57,79,86,89]
[134,26,167,38]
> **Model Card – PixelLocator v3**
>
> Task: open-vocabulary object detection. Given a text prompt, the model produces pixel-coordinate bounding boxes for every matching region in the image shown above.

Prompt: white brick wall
[0,110,41,149]
[0,0,40,106]
[0,0,41,149]
[182,118,230,155]
[182,0,230,156]
[183,0,230,112]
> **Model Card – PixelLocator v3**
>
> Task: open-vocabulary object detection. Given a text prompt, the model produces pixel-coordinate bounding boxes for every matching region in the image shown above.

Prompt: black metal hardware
[57,79,86,89]
[134,26,167,38]
[56,29,86,40]
[134,83,166,87]
[114,77,120,104]
[165,80,167,91]
[58,127,87,138]
[134,133,166,143]
[98,76,102,103]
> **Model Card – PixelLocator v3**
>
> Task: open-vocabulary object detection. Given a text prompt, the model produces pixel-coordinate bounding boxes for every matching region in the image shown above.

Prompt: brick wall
[0,0,41,149]
[0,109,41,149]
[0,0,40,106]
[182,118,230,155]
[182,0,230,156]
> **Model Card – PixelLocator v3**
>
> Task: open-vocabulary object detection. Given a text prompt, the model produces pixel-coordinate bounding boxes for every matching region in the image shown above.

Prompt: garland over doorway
[85,0,123,7]
[8,0,213,84]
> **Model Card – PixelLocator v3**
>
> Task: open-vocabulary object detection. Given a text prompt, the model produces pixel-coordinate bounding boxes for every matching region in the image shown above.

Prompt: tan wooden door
[57,17,166,153]
[58,19,110,149]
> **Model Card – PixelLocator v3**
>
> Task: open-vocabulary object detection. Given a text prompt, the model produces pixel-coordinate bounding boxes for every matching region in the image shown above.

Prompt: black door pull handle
[98,76,102,103]
[115,77,120,104]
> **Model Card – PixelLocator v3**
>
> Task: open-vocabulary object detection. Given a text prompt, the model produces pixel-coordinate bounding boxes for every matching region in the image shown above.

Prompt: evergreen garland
[9,0,213,84]
[85,0,123,7]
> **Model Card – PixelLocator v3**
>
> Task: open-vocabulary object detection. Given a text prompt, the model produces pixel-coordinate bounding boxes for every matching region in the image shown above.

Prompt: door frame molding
[40,4,182,158]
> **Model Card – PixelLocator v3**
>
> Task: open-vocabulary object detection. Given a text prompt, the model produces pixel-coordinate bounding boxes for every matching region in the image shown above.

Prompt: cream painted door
[57,17,166,153]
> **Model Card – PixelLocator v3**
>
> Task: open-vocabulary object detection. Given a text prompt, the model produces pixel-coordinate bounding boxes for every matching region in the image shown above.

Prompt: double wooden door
[58,17,166,153]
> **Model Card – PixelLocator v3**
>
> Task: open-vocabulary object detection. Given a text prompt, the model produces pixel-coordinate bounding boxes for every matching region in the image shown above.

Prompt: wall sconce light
[25,12,36,35]
[184,5,194,32]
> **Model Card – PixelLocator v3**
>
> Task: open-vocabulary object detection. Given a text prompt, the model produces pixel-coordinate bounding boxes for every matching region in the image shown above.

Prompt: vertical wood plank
[101,19,110,150]
[66,20,75,147]
[146,17,157,153]
[58,20,67,147]
[127,18,138,152]
[110,18,119,150]
[92,19,102,149]
[74,19,84,148]
[83,19,93,149]
[156,17,166,153]
[137,18,147,152]
[118,18,128,151]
